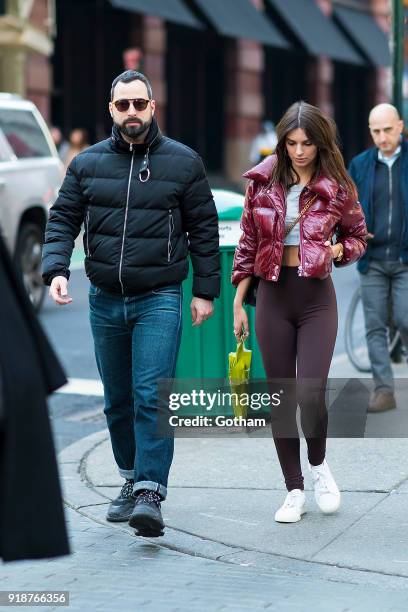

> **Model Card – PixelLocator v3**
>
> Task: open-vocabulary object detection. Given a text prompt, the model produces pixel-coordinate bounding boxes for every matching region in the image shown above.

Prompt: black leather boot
[129,490,164,537]
[106,479,135,522]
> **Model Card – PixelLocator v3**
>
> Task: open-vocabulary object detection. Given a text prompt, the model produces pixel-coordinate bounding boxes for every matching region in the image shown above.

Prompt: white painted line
[70,262,84,271]
[199,512,259,526]
[58,377,104,397]
[331,352,350,366]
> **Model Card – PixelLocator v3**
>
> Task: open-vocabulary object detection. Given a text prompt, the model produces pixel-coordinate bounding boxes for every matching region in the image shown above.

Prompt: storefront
[50,0,392,182]
[332,2,390,161]
[263,0,370,163]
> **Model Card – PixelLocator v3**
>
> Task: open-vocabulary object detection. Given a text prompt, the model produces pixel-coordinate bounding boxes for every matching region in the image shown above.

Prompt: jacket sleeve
[180,154,220,299]
[231,181,258,286]
[42,157,88,285]
[348,158,358,184]
[334,187,367,268]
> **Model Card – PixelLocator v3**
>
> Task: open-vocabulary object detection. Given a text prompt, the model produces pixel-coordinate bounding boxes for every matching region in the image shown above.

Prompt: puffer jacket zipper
[118,145,135,294]
[399,212,406,264]
[167,209,174,262]
[385,164,393,260]
[86,208,91,257]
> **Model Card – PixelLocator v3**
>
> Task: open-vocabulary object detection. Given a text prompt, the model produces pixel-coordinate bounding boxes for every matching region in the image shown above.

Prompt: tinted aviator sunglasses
[113,98,151,112]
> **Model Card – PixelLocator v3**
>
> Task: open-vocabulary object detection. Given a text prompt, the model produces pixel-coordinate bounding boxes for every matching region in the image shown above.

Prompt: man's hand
[190,297,214,327]
[49,276,73,306]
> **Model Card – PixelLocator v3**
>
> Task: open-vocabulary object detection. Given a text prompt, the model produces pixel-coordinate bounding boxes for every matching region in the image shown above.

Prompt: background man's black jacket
[42,119,220,299]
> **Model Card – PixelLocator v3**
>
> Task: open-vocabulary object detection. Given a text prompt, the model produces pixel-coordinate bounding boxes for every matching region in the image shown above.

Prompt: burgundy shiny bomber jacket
[232,155,368,286]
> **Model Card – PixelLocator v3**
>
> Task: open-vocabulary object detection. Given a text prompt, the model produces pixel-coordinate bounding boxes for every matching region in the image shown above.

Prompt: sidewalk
[33,358,407,610]
[59,386,408,588]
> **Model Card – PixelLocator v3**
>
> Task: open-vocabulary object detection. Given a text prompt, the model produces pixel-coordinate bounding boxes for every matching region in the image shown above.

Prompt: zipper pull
[129,143,133,152]
[167,210,173,262]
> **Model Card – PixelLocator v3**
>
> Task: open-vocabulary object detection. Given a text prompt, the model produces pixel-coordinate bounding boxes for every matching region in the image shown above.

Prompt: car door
[0,104,63,310]
[0,129,16,253]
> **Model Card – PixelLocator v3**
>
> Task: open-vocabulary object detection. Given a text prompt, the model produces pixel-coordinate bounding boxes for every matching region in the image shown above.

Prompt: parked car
[0,93,64,311]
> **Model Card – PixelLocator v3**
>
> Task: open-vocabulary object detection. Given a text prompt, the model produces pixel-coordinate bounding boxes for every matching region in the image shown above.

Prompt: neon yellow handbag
[228,340,252,418]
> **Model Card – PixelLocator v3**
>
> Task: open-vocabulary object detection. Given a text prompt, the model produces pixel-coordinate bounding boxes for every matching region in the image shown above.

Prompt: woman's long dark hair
[269,101,357,198]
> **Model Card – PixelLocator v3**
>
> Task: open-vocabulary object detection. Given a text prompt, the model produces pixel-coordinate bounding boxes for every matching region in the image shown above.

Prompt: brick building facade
[0,0,396,185]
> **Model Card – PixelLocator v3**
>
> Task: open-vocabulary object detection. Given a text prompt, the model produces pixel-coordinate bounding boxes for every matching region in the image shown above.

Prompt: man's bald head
[369,103,400,124]
[368,103,403,157]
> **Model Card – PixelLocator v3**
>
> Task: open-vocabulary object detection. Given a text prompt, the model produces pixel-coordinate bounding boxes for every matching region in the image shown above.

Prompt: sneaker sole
[275,507,307,523]
[316,499,341,514]
[106,514,133,523]
[129,511,164,536]
[135,529,164,538]
[367,404,396,413]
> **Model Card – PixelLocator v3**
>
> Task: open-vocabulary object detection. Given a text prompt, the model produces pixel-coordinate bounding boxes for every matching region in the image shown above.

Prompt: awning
[109,0,202,29]
[191,0,289,48]
[333,6,390,67]
[265,0,364,65]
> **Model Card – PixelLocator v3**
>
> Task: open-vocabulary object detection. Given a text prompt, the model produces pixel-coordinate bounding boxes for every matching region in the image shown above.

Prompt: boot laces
[135,490,162,508]
[119,479,134,500]
[284,490,303,508]
[312,466,334,494]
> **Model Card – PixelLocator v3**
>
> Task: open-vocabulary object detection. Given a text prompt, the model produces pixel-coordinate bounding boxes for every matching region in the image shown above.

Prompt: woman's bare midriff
[282,245,300,267]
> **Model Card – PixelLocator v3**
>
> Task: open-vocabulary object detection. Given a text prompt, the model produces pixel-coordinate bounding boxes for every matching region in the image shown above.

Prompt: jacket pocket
[252,207,278,239]
[151,284,181,296]
[167,209,174,262]
[85,207,91,258]
[89,283,101,297]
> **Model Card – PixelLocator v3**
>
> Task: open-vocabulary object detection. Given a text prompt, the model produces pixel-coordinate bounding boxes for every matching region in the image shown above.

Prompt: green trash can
[175,189,266,383]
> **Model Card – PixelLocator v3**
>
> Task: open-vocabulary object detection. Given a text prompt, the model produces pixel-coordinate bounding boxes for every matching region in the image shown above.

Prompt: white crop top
[284,184,304,246]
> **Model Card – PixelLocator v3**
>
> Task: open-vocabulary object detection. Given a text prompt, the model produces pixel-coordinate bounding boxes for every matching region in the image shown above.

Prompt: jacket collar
[367,139,408,164]
[110,116,162,154]
[243,154,340,200]
[243,154,276,183]
[110,117,162,182]
[307,174,339,200]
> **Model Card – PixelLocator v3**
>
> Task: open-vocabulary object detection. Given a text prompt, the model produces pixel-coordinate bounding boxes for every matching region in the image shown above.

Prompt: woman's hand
[324,240,343,260]
[233,301,249,342]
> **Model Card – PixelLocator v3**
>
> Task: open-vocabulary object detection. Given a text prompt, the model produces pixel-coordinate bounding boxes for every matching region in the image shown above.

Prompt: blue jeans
[89,283,182,499]
[360,260,408,392]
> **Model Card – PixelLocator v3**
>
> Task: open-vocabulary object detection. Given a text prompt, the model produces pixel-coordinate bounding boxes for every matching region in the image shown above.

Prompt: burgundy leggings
[255,267,338,491]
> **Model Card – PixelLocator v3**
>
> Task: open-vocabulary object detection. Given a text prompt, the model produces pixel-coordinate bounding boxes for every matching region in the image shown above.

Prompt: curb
[58,430,408,589]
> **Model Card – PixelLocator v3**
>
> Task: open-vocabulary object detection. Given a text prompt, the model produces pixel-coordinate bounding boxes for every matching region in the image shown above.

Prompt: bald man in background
[349,104,408,413]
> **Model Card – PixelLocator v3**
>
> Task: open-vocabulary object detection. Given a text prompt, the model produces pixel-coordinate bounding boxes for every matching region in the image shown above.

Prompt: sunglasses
[113,98,151,113]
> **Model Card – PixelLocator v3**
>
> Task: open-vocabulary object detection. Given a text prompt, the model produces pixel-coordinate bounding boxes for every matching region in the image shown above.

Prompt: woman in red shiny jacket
[232,101,367,524]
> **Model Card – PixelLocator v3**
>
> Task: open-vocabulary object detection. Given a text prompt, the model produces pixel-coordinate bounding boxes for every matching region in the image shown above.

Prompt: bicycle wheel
[389,328,402,358]
[344,287,371,373]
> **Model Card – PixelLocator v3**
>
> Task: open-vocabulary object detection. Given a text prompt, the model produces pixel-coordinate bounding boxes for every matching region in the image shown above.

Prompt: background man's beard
[118,117,151,139]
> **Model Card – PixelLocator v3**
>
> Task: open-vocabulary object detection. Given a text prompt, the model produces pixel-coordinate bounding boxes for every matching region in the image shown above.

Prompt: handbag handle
[284,193,318,238]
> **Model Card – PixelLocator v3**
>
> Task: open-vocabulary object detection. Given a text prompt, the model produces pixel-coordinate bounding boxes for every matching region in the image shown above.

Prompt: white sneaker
[274,489,306,523]
[309,459,341,514]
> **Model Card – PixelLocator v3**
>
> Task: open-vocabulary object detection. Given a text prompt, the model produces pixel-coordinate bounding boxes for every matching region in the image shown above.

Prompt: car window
[0,146,8,162]
[0,109,52,159]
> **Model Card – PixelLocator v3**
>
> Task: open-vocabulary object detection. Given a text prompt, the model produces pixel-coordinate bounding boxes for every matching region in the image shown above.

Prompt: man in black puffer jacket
[42,70,220,537]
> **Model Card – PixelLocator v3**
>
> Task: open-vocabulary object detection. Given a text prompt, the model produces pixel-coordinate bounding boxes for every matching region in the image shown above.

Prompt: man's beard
[118,116,152,140]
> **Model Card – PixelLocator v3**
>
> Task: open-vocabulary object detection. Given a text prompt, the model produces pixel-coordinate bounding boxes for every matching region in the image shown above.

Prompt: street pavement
[2,264,408,610]
[3,428,408,611]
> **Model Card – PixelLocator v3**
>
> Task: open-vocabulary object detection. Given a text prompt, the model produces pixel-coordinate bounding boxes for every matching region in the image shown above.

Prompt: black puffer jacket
[42,119,220,299]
